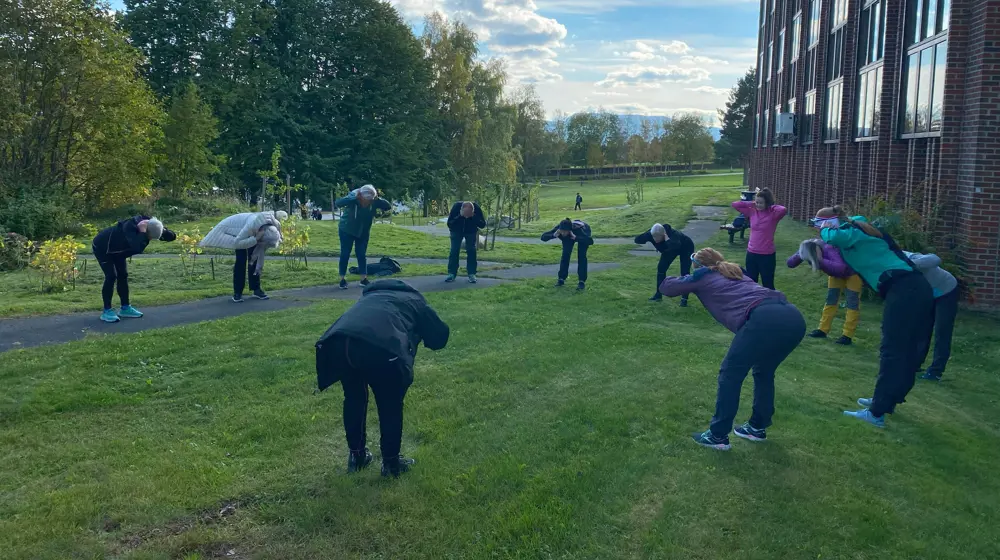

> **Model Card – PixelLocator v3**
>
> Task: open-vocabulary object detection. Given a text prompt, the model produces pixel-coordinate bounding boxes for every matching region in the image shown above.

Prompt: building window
[788,14,801,108]
[803,90,816,144]
[808,0,820,48]
[773,104,782,146]
[857,67,882,138]
[790,13,801,62]
[824,0,847,142]
[901,0,949,136]
[777,30,785,73]
[825,81,843,141]
[858,0,886,67]
[758,52,765,88]
[856,0,887,139]
[754,113,761,148]
[767,41,773,82]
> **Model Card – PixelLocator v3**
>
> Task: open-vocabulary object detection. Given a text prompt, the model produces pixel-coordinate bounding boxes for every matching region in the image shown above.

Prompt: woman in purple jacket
[660,248,806,450]
[732,188,787,289]
[787,237,863,345]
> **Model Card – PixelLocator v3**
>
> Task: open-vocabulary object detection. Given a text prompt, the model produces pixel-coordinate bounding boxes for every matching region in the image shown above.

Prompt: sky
[109,0,760,123]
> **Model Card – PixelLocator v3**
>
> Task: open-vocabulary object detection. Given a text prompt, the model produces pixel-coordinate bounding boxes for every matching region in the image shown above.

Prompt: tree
[715,67,757,168]
[158,82,222,197]
[511,85,550,180]
[670,113,715,170]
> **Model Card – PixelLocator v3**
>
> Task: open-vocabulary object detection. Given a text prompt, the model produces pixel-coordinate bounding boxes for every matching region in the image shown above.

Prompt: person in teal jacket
[336,185,392,289]
[816,206,934,428]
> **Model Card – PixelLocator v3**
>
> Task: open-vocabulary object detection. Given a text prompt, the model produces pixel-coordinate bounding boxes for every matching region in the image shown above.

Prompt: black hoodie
[447,202,487,235]
[633,224,693,255]
[92,215,176,259]
[315,280,450,391]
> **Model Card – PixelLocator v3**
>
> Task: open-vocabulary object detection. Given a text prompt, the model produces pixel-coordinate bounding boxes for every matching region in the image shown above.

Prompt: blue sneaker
[857,397,873,408]
[843,408,885,428]
[100,309,120,323]
[733,422,767,442]
[468,274,477,284]
[119,305,143,319]
[445,274,456,283]
[692,430,731,450]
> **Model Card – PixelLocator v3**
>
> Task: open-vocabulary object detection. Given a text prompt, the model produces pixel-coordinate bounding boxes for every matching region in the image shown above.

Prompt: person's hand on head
[137,220,148,233]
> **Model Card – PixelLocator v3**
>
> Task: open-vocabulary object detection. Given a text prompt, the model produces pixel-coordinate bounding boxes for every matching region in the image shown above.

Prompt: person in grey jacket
[905,251,959,381]
[201,211,287,302]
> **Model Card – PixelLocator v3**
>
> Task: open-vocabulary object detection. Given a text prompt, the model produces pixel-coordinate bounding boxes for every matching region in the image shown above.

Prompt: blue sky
[110,0,760,122]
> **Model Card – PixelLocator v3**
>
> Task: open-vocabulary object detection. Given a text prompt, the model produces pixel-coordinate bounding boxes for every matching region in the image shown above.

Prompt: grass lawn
[0,258,509,318]
[2,222,999,559]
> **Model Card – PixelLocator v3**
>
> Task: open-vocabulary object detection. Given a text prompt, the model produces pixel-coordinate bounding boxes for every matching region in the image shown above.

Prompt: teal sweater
[820,216,914,291]
[336,192,392,239]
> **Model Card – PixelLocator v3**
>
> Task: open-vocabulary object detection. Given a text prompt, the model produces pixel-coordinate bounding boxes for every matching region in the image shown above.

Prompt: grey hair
[651,223,666,240]
[146,217,164,240]
[273,210,288,221]
[250,225,281,275]
[359,185,377,200]
[798,239,824,272]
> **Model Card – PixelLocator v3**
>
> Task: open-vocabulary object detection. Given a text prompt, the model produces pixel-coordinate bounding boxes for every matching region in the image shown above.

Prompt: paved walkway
[0,263,619,353]
[79,254,504,268]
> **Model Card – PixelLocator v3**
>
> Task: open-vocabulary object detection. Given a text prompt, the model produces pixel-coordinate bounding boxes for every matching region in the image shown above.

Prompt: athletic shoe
[359,278,371,288]
[339,279,348,290]
[691,430,731,450]
[835,336,852,345]
[857,397,873,408]
[843,408,885,428]
[577,282,586,291]
[445,274,456,283]
[649,293,663,302]
[347,448,373,473]
[733,422,767,442]
[920,372,942,382]
[468,275,477,284]
[679,297,689,308]
[253,290,269,300]
[381,456,416,478]
[118,305,143,319]
[555,279,565,287]
[100,309,120,323]
[807,329,828,339]
[232,295,244,303]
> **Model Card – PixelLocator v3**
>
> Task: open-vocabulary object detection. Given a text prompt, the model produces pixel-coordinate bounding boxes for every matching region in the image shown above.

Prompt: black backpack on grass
[350,256,402,277]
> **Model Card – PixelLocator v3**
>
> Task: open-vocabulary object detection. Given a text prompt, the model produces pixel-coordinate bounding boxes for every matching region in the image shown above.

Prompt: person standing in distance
[446,201,486,283]
[315,280,450,477]
[541,218,593,290]
[634,223,694,306]
[336,185,392,289]
[575,193,583,211]
[731,187,787,289]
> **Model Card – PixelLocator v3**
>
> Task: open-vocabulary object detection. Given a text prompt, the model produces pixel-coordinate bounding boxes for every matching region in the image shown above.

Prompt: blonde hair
[694,248,744,280]
[818,205,883,238]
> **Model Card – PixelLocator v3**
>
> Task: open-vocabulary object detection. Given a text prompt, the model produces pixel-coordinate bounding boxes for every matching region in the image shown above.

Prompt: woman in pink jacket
[731,188,787,289]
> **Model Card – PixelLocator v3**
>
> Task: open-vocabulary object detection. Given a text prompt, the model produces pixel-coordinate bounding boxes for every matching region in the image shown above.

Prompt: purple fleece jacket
[660,269,787,333]
[786,244,856,278]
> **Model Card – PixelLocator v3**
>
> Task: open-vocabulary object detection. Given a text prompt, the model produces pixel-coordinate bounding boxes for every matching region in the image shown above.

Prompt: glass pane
[873,1,883,62]
[913,0,924,43]
[931,42,947,131]
[941,0,950,32]
[857,72,868,137]
[917,47,933,132]
[767,42,773,80]
[778,31,785,69]
[904,53,919,134]
[872,67,882,136]
[926,0,937,40]
[866,69,877,135]
[792,16,801,60]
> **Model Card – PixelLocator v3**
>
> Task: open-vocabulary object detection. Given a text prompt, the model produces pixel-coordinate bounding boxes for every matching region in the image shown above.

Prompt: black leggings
[656,247,693,297]
[234,248,262,296]
[745,251,777,290]
[96,256,129,310]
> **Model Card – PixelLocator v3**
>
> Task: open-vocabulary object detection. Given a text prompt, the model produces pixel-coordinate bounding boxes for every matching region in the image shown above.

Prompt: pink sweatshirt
[732,201,787,255]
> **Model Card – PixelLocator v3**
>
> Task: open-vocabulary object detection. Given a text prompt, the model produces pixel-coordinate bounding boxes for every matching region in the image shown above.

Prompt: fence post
[211,257,215,280]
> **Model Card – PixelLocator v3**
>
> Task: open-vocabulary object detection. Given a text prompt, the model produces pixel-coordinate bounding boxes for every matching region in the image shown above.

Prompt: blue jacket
[820,216,915,295]
[336,191,392,239]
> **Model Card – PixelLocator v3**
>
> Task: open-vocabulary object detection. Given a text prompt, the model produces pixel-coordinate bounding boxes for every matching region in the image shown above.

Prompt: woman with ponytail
[660,248,806,450]
[817,206,935,428]
[732,187,787,289]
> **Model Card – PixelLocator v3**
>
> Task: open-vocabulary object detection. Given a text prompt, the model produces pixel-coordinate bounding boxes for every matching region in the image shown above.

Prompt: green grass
[2,221,999,559]
[0,258,509,318]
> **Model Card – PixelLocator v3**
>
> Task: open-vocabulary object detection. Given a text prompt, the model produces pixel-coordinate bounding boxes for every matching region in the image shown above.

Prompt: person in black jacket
[634,223,694,305]
[575,193,583,211]
[91,216,176,323]
[541,218,594,290]
[315,280,450,477]
[446,201,486,284]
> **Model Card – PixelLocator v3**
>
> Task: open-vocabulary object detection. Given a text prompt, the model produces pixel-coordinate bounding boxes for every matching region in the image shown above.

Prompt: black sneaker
[834,335,852,345]
[232,295,244,303]
[577,282,586,291]
[359,278,371,288]
[347,448,373,473]
[253,290,269,300]
[339,279,348,290]
[733,422,767,442]
[691,430,731,450]
[807,329,828,339]
[679,297,688,308]
[649,293,663,301]
[920,372,943,382]
[381,456,416,478]
[555,279,565,287]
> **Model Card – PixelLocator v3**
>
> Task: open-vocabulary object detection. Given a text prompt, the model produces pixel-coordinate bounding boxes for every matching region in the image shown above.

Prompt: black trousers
[448,231,478,276]
[871,272,935,416]
[334,336,410,460]
[656,248,693,298]
[95,252,129,310]
[710,301,806,437]
[559,239,589,282]
[574,202,582,210]
[339,233,369,277]
[745,251,777,289]
[916,287,959,377]
[233,248,262,296]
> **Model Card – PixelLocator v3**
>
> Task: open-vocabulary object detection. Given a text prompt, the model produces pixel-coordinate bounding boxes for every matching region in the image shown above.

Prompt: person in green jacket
[816,206,934,429]
[336,185,392,289]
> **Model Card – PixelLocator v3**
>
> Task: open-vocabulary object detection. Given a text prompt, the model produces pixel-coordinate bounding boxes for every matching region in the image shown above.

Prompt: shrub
[0,187,79,239]
[0,229,36,271]
[176,228,205,275]
[278,217,310,269]
[30,236,84,290]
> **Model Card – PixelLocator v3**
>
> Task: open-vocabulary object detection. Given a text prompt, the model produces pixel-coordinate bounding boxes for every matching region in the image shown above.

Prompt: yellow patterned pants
[819,275,862,338]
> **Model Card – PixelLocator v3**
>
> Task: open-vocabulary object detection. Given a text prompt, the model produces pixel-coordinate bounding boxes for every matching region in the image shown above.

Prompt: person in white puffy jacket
[201,211,287,302]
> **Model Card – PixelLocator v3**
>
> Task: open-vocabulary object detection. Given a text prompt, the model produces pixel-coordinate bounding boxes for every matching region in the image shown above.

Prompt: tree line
[0,0,745,238]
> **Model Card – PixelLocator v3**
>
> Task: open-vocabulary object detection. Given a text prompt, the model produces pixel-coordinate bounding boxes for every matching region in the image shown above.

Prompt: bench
[720,221,748,244]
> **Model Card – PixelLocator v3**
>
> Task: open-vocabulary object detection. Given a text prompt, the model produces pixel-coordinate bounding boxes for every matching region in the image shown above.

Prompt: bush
[0,228,36,271]
[90,195,250,224]
[0,187,79,239]
[30,236,84,291]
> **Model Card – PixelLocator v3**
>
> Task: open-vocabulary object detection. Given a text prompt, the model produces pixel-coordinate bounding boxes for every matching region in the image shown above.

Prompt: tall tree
[511,85,550,180]
[158,82,222,197]
[715,67,757,168]
[670,113,715,170]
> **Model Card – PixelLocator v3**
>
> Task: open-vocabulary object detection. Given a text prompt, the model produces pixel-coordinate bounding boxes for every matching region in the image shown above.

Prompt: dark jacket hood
[362,279,421,296]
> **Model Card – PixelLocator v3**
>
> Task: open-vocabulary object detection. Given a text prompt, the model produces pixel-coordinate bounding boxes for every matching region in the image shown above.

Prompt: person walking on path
[634,222,694,306]
[541,218,593,290]
[817,206,935,428]
[315,280,450,477]
[732,187,787,289]
[200,211,287,302]
[336,185,392,289]
[660,248,806,450]
[575,193,583,211]
[446,201,486,284]
[787,237,862,345]
[91,216,177,323]
[905,251,959,382]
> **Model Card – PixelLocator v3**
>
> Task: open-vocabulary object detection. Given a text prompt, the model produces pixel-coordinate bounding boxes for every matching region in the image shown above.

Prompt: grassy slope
[2,223,999,559]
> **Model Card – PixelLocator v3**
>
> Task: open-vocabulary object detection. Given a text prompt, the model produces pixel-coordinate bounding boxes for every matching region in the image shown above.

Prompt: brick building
[747,0,1000,305]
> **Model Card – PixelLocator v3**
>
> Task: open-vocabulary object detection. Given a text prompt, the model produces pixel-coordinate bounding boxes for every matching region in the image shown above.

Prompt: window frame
[899,0,950,139]
[855,0,887,141]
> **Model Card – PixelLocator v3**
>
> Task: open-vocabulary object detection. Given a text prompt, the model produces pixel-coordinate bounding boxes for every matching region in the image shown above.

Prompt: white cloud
[634,41,655,54]
[681,55,729,65]
[660,40,691,55]
[596,65,711,88]
[535,0,758,14]
[686,85,731,95]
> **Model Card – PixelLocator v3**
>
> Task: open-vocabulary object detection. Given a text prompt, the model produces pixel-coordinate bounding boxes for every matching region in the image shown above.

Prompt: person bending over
[905,251,959,382]
[541,218,593,290]
[446,201,486,284]
[634,222,694,306]
[787,236,862,345]
[92,215,177,323]
[201,210,287,302]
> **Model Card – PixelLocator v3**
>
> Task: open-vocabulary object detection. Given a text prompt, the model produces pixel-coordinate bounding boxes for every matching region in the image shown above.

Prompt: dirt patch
[112,497,258,555]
